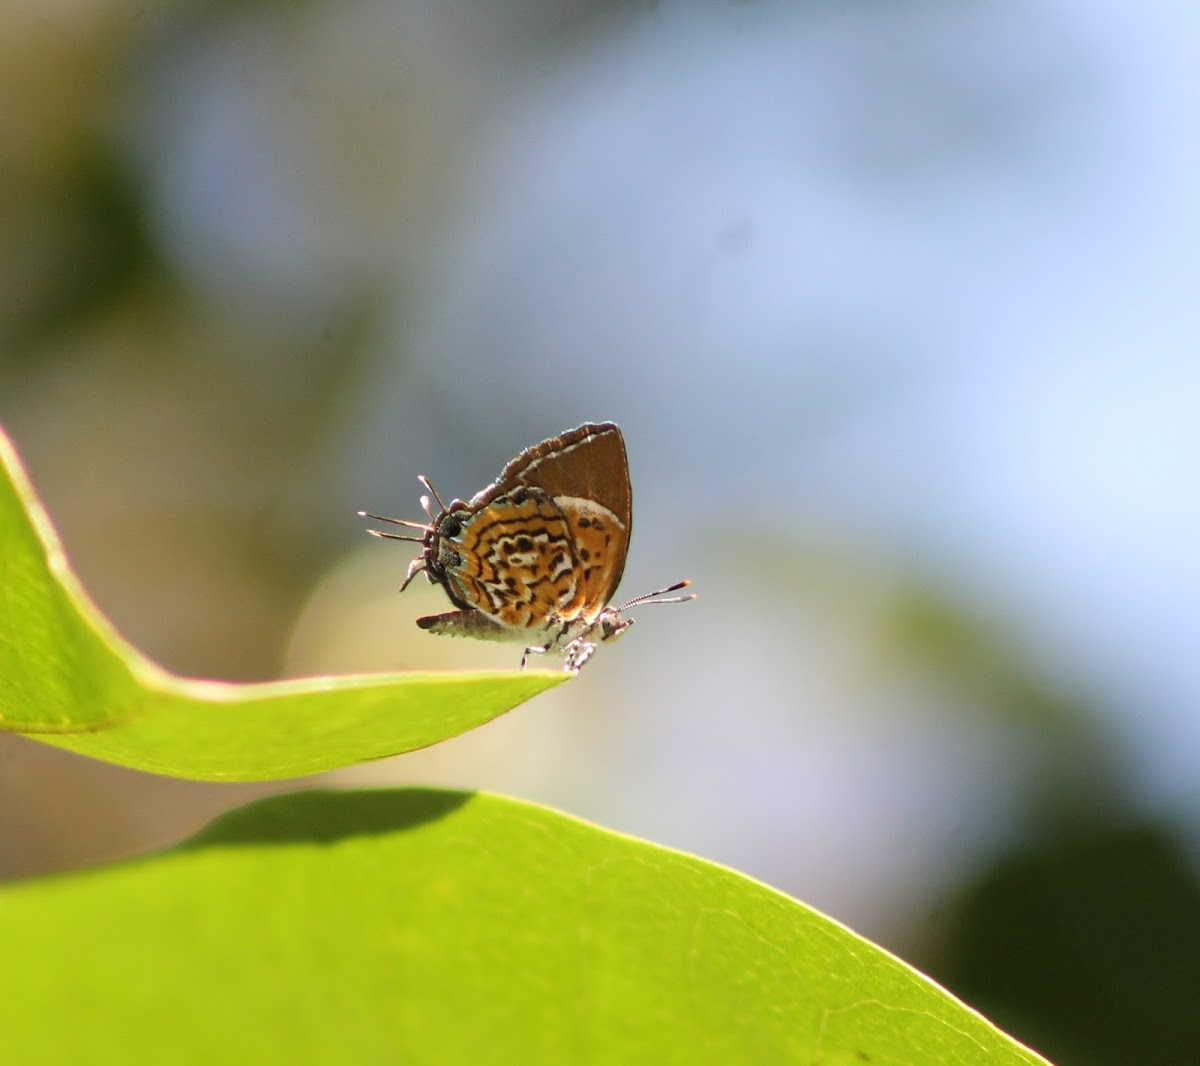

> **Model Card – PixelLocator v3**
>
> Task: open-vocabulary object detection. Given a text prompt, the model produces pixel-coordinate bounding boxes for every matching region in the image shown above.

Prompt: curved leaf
[0,426,563,779]
[0,789,1052,1065]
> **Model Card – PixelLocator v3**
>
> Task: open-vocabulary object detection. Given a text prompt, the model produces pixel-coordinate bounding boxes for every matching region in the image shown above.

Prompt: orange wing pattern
[555,496,628,622]
[442,488,583,632]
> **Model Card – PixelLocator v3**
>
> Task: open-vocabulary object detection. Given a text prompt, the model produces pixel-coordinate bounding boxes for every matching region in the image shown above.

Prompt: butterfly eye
[436,544,463,568]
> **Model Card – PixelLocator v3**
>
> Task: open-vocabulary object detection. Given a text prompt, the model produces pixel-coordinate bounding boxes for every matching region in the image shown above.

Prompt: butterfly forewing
[477,423,632,605]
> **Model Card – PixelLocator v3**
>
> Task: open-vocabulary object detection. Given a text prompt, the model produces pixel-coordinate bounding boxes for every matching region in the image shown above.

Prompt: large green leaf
[0,788,1051,1065]
[0,427,563,779]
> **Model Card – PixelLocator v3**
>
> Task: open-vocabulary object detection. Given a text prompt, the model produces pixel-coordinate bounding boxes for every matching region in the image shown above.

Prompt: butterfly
[360,422,693,673]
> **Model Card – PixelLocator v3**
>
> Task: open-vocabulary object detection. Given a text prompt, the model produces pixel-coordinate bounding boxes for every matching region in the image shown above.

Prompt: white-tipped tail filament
[356,510,431,544]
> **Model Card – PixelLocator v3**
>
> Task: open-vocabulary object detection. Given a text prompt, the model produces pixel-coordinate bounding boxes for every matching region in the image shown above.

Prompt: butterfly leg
[562,639,597,675]
[399,556,427,592]
[520,643,553,669]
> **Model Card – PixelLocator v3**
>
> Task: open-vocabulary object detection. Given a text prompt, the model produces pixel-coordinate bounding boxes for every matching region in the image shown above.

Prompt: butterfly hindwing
[556,497,628,621]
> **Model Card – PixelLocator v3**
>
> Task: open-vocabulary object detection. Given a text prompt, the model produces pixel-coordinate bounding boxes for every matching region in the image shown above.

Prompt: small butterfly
[360,422,693,673]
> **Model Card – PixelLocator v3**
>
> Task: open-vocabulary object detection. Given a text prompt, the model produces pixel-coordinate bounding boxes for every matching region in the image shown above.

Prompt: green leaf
[0,426,564,779]
[0,789,1051,1066]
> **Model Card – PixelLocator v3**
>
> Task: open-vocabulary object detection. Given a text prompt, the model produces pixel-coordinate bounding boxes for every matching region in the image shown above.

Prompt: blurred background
[2,1,1199,1062]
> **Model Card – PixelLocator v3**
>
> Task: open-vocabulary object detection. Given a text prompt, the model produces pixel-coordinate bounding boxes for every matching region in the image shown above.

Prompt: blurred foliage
[878,587,1200,1062]
[929,820,1200,1066]
[880,580,1130,809]
[6,143,161,357]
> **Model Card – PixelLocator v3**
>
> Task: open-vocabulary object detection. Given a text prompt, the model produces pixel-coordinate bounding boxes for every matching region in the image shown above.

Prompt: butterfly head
[358,476,470,598]
[583,579,694,647]
[594,606,635,645]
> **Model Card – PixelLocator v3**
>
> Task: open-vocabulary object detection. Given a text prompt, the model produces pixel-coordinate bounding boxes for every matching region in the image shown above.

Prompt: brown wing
[476,424,631,530]
[474,423,632,600]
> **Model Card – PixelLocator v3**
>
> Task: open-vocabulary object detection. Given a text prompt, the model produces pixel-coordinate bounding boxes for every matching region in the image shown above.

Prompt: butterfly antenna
[617,579,695,611]
[357,510,432,544]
